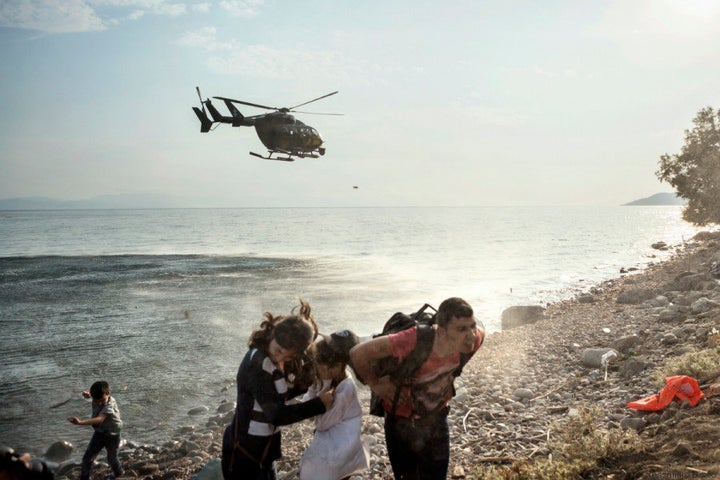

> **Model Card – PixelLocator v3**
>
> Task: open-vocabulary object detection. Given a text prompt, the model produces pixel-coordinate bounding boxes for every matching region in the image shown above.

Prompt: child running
[299,330,370,480]
[68,380,124,480]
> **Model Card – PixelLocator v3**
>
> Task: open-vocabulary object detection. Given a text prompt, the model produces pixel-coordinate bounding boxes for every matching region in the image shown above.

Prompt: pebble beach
[47,230,720,479]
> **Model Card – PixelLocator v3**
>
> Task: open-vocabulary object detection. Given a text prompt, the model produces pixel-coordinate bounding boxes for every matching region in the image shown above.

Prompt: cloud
[455,104,527,128]
[178,26,343,79]
[177,26,239,51]
[219,0,263,17]
[177,26,398,88]
[591,0,720,68]
[529,66,579,79]
[596,0,720,37]
[191,2,210,13]
[0,0,187,33]
[0,0,105,33]
[206,44,344,79]
[92,0,187,17]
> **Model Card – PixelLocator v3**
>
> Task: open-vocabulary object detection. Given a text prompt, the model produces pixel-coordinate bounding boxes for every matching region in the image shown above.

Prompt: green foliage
[467,404,641,479]
[656,106,720,226]
[651,346,720,385]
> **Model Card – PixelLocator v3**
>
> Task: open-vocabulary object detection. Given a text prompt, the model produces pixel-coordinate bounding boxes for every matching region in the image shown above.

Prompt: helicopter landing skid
[250,151,295,162]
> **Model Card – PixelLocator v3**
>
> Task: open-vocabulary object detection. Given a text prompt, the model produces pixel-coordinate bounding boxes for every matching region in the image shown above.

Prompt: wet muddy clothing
[382,326,483,480]
[386,326,483,418]
[385,408,450,480]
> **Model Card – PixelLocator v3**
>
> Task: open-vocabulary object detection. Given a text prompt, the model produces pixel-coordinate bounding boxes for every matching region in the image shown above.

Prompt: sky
[1,0,719,208]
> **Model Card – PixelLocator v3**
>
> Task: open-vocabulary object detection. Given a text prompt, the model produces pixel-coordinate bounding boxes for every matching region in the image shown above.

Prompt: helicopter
[192,87,341,162]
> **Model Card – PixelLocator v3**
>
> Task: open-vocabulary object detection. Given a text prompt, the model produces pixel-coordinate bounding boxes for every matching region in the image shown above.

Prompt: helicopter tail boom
[202,98,254,127]
[221,99,254,127]
[205,100,230,124]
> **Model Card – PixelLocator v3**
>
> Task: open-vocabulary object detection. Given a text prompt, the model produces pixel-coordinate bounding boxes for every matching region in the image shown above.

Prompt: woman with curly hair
[222,299,334,480]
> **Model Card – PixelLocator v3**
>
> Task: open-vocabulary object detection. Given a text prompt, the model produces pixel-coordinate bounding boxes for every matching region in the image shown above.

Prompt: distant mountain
[623,192,686,206]
[0,194,188,210]
[0,196,60,210]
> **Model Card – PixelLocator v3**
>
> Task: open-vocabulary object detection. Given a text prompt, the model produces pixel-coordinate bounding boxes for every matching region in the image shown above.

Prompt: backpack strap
[388,327,477,415]
[445,349,476,402]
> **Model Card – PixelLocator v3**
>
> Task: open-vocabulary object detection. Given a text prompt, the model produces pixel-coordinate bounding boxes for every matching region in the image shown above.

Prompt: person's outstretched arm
[68,412,106,426]
[249,355,334,426]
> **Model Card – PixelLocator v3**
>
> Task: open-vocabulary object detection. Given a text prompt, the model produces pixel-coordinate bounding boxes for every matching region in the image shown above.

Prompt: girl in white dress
[299,330,370,480]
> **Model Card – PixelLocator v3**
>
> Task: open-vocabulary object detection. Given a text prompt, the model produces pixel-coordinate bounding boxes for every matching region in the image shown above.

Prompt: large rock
[664,272,714,292]
[190,458,223,480]
[55,459,79,477]
[691,297,719,314]
[188,405,209,416]
[500,305,546,330]
[645,295,670,308]
[616,288,656,304]
[619,357,648,379]
[620,416,646,432]
[581,348,619,368]
[658,305,686,323]
[216,400,235,414]
[651,241,668,250]
[44,440,73,462]
[611,334,641,353]
[577,294,595,304]
[709,261,720,279]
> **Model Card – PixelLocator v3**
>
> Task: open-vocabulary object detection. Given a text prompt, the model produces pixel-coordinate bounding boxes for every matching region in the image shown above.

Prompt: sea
[0,206,701,458]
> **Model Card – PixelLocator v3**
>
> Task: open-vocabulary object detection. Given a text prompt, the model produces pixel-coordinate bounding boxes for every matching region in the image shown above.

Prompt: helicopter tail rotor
[196,86,207,116]
[193,86,213,132]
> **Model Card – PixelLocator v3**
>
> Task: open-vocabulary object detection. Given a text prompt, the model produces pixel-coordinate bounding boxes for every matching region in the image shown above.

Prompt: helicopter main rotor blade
[293,110,344,116]
[213,96,277,110]
[288,91,339,110]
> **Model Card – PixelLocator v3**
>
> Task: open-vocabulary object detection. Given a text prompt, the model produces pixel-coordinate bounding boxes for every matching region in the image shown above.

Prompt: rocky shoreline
[50,231,720,479]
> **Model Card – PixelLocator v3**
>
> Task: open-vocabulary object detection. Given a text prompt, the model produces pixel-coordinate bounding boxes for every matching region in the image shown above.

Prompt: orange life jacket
[627,375,704,411]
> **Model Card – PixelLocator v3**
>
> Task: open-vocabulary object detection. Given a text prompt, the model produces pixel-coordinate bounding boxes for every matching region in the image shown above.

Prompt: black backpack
[367,304,473,417]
